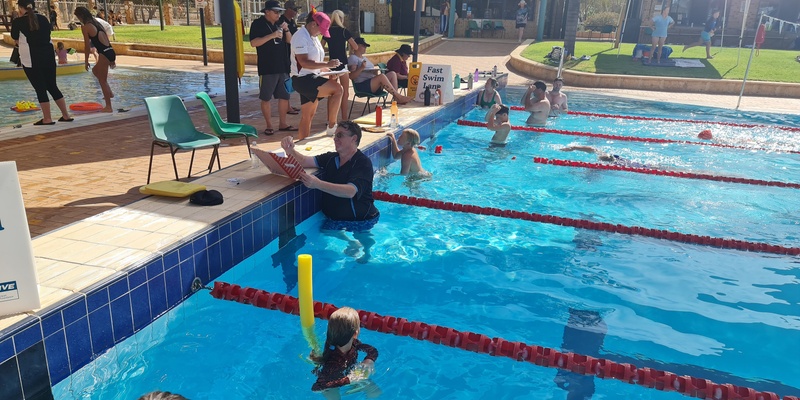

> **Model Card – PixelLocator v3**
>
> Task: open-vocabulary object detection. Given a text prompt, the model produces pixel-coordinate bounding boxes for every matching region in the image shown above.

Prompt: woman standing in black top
[11,0,72,125]
[322,10,358,121]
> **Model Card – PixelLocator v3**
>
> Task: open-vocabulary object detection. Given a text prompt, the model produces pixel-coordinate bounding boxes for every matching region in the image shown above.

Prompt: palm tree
[347,0,361,37]
[564,0,581,57]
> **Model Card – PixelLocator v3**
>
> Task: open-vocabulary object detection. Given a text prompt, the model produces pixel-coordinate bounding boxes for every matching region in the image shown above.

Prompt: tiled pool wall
[0,89,481,399]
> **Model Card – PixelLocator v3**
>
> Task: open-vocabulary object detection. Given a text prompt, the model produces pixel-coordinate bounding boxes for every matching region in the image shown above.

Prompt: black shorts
[397,78,408,88]
[259,73,290,101]
[353,79,376,94]
[516,23,527,29]
[292,74,329,105]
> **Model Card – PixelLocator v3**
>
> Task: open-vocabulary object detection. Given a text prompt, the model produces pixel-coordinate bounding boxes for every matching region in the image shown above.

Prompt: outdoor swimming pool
[0,64,258,127]
[50,91,800,399]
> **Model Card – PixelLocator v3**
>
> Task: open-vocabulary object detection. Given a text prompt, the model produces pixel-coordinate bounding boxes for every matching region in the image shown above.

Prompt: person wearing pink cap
[290,8,343,141]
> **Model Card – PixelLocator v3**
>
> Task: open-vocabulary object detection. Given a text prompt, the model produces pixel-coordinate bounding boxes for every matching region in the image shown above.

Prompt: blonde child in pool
[310,307,381,400]
[386,129,431,178]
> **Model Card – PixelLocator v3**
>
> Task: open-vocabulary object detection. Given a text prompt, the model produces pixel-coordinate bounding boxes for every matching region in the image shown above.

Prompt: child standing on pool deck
[387,129,431,177]
[311,307,381,399]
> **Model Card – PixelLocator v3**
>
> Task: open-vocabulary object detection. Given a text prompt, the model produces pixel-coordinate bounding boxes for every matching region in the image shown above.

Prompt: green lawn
[52,25,414,54]
[521,41,800,83]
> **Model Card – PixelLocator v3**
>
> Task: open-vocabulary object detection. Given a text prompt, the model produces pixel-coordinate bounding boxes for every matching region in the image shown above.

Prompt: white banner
[0,162,40,317]
[415,64,455,105]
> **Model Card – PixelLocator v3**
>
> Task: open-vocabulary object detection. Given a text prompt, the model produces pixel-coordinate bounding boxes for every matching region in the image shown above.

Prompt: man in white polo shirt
[290,8,343,141]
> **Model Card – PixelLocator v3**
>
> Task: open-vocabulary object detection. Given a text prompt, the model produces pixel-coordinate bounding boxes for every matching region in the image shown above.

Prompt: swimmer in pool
[386,128,430,178]
[485,103,512,146]
[560,146,648,168]
[522,81,550,127]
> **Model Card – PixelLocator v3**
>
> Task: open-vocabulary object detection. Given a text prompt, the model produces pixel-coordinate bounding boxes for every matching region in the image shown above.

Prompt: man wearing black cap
[278,0,300,34]
[250,1,295,136]
[386,44,413,90]
[522,80,550,126]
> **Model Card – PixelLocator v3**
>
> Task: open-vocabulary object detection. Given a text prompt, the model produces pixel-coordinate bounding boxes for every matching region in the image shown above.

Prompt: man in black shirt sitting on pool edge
[280,121,380,264]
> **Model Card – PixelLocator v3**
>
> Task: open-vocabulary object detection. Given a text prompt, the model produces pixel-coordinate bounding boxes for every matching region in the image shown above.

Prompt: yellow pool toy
[139,181,207,197]
[298,254,320,352]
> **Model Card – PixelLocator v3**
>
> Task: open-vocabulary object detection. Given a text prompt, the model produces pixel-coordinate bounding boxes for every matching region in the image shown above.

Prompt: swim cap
[698,129,713,140]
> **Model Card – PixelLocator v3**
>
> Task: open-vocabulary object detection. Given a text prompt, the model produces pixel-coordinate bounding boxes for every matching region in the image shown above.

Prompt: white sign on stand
[0,162,40,317]
[415,64,454,104]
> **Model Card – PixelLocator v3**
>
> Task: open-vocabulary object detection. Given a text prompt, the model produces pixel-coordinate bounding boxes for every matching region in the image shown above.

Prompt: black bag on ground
[190,190,224,206]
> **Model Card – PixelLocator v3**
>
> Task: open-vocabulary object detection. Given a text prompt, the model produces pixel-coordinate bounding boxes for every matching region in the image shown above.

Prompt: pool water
[53,92,800,399]
[0,64,258,128]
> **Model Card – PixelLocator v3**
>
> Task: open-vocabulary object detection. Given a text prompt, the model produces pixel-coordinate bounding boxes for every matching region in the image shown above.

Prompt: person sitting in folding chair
[347,37,412,104]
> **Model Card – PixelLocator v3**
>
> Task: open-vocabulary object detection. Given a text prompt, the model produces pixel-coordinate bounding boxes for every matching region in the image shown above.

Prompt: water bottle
[250,141,260,169]
[473,68,479,83]
[467,73,473,90]
[375,105,383,126]
[423,87,431,106]
[390,101,398,128]
[433,89,441,106]
[492,65,497,78]
[453,74,461,89]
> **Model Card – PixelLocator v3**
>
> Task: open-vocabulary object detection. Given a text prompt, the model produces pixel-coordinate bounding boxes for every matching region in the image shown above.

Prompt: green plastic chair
[348,86,389,119]
[195,91,258,155]
[494,21,506,38]
[377,62,388,72]
[482,20,495,37]
[144,95,221,184]
[467,20,481,38]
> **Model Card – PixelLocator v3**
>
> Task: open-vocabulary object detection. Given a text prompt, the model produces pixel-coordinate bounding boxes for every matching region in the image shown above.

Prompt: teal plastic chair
[144,95,221,184]
[494,21,506,38]
[482,20,495,37]
[467,20,481,38]
[348,87,389,119]
[195,91,258,155]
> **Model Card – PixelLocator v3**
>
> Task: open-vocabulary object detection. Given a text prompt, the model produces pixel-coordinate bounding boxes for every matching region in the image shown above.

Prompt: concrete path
[0,39,797,237]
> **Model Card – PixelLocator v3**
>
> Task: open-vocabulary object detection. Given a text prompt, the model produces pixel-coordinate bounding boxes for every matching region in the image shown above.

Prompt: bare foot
[101,108,113,113]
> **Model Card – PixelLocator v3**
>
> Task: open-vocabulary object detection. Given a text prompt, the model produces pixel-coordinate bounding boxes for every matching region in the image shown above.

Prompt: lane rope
[532,157,800,190]
[372,191,800,256]
[209,281,798,400]
[456,120,800,155]
[507,106,800,133]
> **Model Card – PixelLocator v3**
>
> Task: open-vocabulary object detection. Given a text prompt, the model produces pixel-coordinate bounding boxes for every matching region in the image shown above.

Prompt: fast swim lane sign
[415,64,454,104]
[0,162,40,316]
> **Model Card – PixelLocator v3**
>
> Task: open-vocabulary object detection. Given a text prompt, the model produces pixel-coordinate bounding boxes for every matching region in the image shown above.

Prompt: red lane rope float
[456,120,800,155]
[507,106,800,133]
[372,191,800,256]
[533,157,800,190]
[209,281,799,400]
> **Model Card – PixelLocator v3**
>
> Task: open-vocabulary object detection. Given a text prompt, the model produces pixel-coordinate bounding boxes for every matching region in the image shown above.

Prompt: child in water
[311,307,381,399]
[386,129,431,177]
[56,42,68,65]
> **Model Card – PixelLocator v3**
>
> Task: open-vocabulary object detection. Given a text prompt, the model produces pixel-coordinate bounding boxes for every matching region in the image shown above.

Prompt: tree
[580,0,625,23]
[347,0,361,37]
[564,0,581,57]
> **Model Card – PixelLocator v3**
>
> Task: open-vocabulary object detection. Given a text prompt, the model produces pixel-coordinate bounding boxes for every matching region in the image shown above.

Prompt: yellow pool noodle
[298,254,314,328]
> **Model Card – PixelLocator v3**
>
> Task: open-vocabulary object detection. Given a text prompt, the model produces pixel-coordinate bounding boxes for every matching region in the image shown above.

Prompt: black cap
[261,0,284,12]
[354,37,370,47]
[396,44,413,55]
[284,1,300,10]
[190,190,224,206]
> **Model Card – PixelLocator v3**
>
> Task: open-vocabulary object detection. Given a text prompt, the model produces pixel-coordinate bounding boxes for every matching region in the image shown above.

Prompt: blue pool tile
[250,202,263,220]
[129,285,152,332]
[0,357,23,400]
[178,242,193,262]
[165,265,182,308]
[242,225,254,258]
[64,317,92,372]
[0,338,12,363]
[13,323,42,354]
[231,229,244,265]
[44,331,69,386]
[110,295,133,342]
[269,212,280,241]
[179,258,196,297]
[128,267,147,289]
[253,217,265,251]
[219,221,231,239]
[193,235,207,256]
[205,228,219,246]
[88,305,114,356]
[241,208,254,226]
[18,342,50,400]
[145,258,164,279]
[219,236,234,273]
[207,242,222,280]
[107,277,129,301]
[40,311,64,339]
[148,274,168,318]
[193,246,209,285]
[230,216,242,233]
[61,298,87,326]
[85,287,109,313]
[163,250,179,271]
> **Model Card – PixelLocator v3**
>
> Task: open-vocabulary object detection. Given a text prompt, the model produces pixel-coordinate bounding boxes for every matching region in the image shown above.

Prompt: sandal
[287,109,299,115]
[34,119,56,126]
[58,117,74,122]
[263,128,275,136]
[278,125,298,131]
